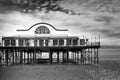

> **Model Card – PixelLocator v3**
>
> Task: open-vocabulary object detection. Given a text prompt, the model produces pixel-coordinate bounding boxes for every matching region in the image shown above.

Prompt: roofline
[17,22,68,31]
[2,35,80,40]
[2,36,79,39]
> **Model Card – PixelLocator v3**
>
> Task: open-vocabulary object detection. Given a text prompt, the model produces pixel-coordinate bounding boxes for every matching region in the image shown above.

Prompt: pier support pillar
[81,50,84,64]
[20,50,23,65]
[67,50,69,63]
[90,48,93,64]
[5,50,8,66]
[63,52,65,64]
[49,50,52,64]
[12,49,15,65]
[24,50,26,64]
[57,51,59,64]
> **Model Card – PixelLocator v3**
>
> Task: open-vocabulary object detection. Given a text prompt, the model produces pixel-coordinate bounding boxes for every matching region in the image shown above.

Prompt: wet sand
[0,60,120,80]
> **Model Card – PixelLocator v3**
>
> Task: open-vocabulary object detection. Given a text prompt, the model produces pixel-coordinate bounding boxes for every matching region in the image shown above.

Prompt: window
[59,39,64,45]
[53,39,58,45]
[5,40,10,47]
[45,40,49,46]
[34,40,37,46]
[73,39,78,45]
[11,39,16,46]
[35,26,50,34]
[39,40,44,46]
[67,39,71,45]
[80,39,85,45]
[19,39,24,47]
[25,39,29,46]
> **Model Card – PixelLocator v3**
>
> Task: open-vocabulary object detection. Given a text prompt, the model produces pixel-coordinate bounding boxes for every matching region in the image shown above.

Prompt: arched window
[35,26,50,34]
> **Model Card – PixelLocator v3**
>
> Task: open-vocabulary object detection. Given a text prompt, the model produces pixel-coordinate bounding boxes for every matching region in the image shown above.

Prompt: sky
[0,0,120,46]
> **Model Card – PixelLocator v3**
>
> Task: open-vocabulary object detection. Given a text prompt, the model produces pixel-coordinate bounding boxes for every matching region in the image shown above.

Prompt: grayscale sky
[0,0,120,46]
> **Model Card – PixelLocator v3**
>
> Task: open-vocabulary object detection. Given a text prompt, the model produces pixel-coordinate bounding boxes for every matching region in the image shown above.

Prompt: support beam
[67,50,69,63]
[27,51,29,64]
[96,48,99,64]
[94,48,98,64]
[73,52,75,63]
[49,50,52,64]
[5,50,9,66]
[78,51,80,64]
[34,50,36,64]
[81,50,84,64]
[12,49,15,65]
[63,52,65,64]
[84,50,86,64]
[57,51,59,64]
[91,48,93,64]
[20,50,23,64]
[77,51,79,64]
[15,49,17,64]
[72,52,74,63]
[74,52,75,63]
[33,49,35,64]
[24,50,26,64]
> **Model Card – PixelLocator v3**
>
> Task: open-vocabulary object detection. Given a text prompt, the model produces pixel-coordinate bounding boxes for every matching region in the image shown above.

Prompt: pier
[0,23,100,65]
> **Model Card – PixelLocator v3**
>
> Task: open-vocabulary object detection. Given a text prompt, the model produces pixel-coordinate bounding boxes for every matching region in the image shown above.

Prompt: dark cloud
[106,32,120,38]
[0,0,69,14]
[95,15,114,26]
[99,29,120,39]
[1,0,120,15]
[0,0,20,13]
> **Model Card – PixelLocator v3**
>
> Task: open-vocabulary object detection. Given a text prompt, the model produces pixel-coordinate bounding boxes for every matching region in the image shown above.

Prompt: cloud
[97,27,120,39]
[0,0,120,45]
[95,15,114,26]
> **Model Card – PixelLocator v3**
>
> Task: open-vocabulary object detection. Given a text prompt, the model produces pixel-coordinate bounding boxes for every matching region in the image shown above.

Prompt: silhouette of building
[0,22,100,65]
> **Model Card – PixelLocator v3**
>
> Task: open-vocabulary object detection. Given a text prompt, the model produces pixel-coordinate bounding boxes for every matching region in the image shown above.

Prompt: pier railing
[86,42,100,46]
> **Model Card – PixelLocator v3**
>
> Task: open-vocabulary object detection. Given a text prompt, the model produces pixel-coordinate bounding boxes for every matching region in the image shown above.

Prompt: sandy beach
[0,60,120,80]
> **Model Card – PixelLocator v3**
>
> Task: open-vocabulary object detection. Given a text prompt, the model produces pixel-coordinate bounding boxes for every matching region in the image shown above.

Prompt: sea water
[99,47,120,60]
